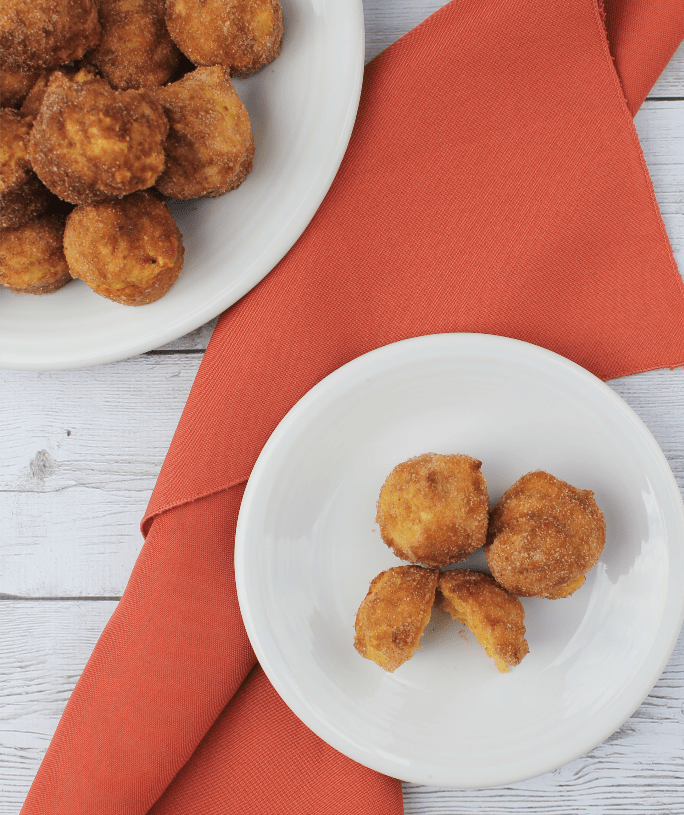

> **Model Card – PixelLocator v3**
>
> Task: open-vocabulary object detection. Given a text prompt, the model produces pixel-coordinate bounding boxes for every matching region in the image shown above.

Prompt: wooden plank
[0,601,118,814]
[0,355,200,597]
[0,601,681,814]
[634,101,684,264]
[654,42,684,99]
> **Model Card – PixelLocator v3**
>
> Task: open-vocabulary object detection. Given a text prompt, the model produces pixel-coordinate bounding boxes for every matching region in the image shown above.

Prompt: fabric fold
[22,1,684,813]
[604,0,684,113]
[148,667,404,815]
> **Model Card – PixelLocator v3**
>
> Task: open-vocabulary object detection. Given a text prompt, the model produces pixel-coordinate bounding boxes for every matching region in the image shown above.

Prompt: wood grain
[652,42,684,98]
[0,602,118,814]
[635,101,684,265]
[0,356,198,597]
[0,602,681,815]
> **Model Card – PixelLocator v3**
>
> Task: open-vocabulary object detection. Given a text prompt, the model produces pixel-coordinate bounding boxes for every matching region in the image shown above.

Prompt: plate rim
[0,0,365,371]
[235,332,684,788]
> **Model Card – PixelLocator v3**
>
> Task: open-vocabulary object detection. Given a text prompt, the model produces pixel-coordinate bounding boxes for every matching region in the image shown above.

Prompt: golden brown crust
[19,67,76,120]
[484,470,606,599]
[0,109,51,228]
[354,565,439,673]
[82,0,181,90]
[28,71,169,205]
[436,569,528,673]
[0,65,42,108]
[63,190,184,305]
[154,66,254,200]
[0,0,100,70]
[376,453,490,568]
[0,212,72,293]
[165,0,283,78]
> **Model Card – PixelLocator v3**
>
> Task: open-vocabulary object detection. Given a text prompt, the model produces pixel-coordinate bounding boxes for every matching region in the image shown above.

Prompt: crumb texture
[354,565,439,672]
[436,569,528,673]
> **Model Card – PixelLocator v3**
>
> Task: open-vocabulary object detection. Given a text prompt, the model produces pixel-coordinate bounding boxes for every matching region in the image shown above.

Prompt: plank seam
[0,594,121,601]
[145,349,205,356]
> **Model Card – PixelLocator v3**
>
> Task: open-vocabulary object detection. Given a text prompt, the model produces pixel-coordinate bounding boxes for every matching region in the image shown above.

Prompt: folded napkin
[23,1,684,813]
[604,0,684,114]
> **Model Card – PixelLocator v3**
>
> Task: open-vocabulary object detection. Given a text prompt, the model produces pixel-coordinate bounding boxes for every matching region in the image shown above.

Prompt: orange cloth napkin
[22,1,684,813]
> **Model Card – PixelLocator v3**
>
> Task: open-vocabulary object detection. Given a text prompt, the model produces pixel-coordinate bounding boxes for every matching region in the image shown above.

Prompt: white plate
[235,333,684,789]
[0,0,364,370]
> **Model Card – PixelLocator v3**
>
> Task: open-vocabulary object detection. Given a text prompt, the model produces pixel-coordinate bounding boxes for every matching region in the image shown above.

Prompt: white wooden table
[2,3,684,812]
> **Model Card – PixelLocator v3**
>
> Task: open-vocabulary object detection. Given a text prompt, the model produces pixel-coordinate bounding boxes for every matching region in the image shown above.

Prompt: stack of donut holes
[1,0,283,304]
[354,453,606,674]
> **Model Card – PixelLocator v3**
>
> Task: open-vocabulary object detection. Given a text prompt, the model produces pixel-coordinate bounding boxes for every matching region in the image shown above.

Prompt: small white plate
[235,333,684,789]
[0,0,364,370]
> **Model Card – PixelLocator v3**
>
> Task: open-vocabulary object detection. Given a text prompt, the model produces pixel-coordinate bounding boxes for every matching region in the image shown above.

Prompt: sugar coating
[0,109,51,228]
[354,565,439,672]
[376,453,490,568]
[63,190,184,305]
[0,65,42,108]
[29,71,169,205]
[0,212,71,293]
[165,0,283,78]
[19,67,79,121]
[436,569,528,673]
[0,0,100,70]
[154,65,254,200]
[485,470,606,599]
[82,0,181,90]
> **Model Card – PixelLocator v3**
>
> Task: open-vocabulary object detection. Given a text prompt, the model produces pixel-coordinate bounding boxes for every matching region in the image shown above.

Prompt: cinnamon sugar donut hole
[165,0,283,78]
[153,66,254,200]
[0,0,100,70]
[0,212,71,294]
[63,191,184,306]
[376,453,490,568]
[485,470,606,599]
[82,0,181,90]
[29,70,168,205]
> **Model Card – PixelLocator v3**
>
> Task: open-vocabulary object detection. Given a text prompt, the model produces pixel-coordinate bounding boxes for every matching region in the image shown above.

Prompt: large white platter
[235,333,684,789]
[0,0,364,370]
